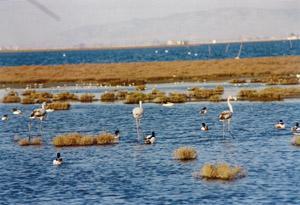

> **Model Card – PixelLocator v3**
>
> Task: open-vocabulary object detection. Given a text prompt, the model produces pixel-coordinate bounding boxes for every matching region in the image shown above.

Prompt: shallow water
[1,100,300,204]
[1,40,300,67]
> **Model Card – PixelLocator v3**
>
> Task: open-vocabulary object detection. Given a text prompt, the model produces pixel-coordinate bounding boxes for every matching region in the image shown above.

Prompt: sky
[0,0,299,48]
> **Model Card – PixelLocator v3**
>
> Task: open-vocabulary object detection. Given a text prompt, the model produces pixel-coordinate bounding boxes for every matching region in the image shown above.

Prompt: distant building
[166,40,188,46]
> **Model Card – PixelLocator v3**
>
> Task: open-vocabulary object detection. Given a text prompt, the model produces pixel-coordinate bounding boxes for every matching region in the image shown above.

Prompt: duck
[144,131,156,144]
[201,123,209,131]
[53,153,63,165]
[162,102,174,107]
[114,129,120,140]
[275,120,285,129]
[200,107,208,115]
[291,122,300,133]
[1,115,8,121]
[12,108,22,115]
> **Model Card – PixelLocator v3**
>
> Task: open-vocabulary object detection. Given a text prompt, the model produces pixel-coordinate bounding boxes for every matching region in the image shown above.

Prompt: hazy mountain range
[4,8,300,48]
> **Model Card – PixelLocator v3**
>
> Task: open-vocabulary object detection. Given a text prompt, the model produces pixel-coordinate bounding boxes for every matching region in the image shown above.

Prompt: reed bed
[199,163,246,181]
[53,92,79,101]
[100,92,116,102]
[189,86,224,100]
[46,102,71,110]
[53,132,117,147]
[173,147,197,160]
[291,136,300,146]
[18,137,42,146]
[238,87,300,101]
[2,91,21,103]
[229,79,247,84]
[21,90,53,104]
[168,92,188,103]
[124,92,148,104]
[80,94,95,103]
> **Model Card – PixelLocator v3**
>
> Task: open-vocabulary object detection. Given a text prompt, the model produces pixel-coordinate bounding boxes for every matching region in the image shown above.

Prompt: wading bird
[219,96,237,137]
[29,102,47,138]
[132,101,144,141]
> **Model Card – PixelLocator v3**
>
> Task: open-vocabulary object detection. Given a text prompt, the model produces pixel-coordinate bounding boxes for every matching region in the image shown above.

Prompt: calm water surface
[0,100,300,204]
[1,40,300,67]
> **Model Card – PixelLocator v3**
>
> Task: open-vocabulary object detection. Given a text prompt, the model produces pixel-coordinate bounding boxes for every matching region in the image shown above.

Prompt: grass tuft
[199,163,245,181]
[80,94,95,103]
[101,92,116,102]
[18,137,42,146]
[46,102,71,110]
[2,91,21,103]
[173,147,197,160]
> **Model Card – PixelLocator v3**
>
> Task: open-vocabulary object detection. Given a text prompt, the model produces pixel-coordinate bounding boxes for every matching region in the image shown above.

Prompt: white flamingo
[219,96,237,136]
[132,101,144,141]
[29,102,47,138]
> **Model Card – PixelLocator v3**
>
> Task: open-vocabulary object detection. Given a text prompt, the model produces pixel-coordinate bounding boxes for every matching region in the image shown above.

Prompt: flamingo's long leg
[28,120,32,142]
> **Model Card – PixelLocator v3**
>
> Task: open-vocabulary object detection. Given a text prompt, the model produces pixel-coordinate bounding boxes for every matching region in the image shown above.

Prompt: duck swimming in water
[1,115,8,121]
[53,153,63,165]
[114,129,120,141]
[291,122,300,133]
[201,123,209,131]
[12,108,22,115]
[275,120,285,129]
[144,131,156,144]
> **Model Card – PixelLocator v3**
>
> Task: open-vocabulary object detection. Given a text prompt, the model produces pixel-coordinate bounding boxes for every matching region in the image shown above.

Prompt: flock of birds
[2,94,300,166]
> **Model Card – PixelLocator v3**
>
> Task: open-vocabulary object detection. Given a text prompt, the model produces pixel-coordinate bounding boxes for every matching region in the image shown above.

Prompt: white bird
[1,115,8,121]
[291,122,300,133]
[162,102,174,107]
[114,129,120,141]
[133,101,144,141]
[53,153,63,165]
[46,108,54,113]
[275,120,285,129]
[12,108,22,115]
[29,102,47,136]
[144,131,156,144]
[219,96,237,136]
[201,123,209,131]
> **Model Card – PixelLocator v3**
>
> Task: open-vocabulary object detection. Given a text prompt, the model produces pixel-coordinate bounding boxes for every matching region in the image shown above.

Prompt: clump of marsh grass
[95,133,117,145]
[135,84,146,91]
[229,79,247,84]
[18,137,42,146]
[46,102,71,110]
[173,147,197,160]
[53,132,118,147]
[189,86,224,100]
[168,92,188,103]
[80,94,95,103]
[100,92,116,102]
[199,163,246,181]
[291,135,300,146]
[208,95,221,102]
[124,92,147,104]
[2,91,21,103]
[53,92,78,101]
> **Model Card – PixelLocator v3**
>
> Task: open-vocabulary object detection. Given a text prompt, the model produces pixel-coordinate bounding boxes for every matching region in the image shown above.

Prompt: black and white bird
[132,101,144,141]
[201,123,209,131]
[12,108,22,115]
[144,131,156,144]
[199,107,208,120]
[275,120,285,129]
[1,115,8,121]
[53,152,63,165]
[291,122,300,133]
[219,96,237,136]
[114,129,120,141]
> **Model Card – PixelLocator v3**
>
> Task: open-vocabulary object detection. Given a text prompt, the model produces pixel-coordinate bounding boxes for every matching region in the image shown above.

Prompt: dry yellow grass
[20,90,53,104]
[238,87,300,101]
[53,132,117,147]
[291,136,300,146]
[53,92,78,101]
[80,94,95,102]
[1,56,299,85]
[18,137,42,146]
[173,147,197,160]
[46,102,71,110]
[200,163,245,180]
[100,92,116,102]
[2,91,21,103]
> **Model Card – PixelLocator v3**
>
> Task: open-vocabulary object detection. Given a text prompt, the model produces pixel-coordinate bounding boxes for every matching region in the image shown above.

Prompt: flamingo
[132,101,144,141]
[219,96,237,136]
[144,131,156,144]
[29,102,47,139]
[199,107,208,120]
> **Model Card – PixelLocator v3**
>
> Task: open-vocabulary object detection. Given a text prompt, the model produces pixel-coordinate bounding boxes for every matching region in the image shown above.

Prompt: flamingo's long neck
[227,98,233,113]
[139,101,143,109]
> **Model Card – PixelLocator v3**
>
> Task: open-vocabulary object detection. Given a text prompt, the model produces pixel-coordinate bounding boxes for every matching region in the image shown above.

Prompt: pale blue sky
[0,0,299,48]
